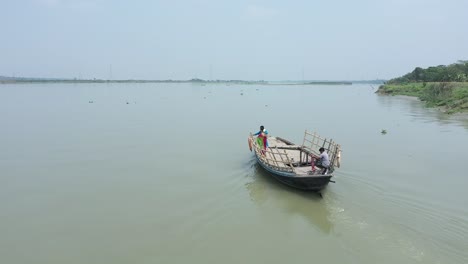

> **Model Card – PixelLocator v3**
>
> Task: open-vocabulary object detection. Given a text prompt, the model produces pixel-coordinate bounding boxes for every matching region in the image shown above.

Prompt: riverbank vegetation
[377,61,468,113]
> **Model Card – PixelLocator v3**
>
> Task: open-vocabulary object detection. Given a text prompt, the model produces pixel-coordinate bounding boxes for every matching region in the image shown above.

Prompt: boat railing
[250,134,295,173]
[301,130,342,170]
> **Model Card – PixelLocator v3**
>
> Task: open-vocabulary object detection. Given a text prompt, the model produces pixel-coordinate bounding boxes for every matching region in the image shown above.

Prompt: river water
[1,83,467,264]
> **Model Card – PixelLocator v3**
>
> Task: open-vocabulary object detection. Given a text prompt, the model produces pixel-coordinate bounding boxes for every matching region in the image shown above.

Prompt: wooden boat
[248,130,342,191]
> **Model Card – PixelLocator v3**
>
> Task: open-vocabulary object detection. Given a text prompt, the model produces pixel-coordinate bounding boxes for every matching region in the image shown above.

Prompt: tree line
[387,60,468,84]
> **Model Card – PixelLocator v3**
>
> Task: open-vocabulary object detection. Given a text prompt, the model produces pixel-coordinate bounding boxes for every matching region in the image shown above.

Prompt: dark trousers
[315,162,329,175]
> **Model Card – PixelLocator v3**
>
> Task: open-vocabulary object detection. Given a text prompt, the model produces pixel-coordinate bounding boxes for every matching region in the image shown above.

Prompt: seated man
[315,147,330,174]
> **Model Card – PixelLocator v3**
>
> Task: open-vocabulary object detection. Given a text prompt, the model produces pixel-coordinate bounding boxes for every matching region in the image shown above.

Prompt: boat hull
[255,154,332,191]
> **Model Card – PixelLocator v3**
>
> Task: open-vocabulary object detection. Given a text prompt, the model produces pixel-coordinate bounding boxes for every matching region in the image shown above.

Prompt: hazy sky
[2,0,468,80]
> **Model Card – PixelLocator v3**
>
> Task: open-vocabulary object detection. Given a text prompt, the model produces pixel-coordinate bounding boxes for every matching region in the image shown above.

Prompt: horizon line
[0,75,386,83]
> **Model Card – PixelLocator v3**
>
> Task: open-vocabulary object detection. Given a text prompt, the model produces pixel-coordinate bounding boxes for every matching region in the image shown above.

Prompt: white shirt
[320,152,330,167]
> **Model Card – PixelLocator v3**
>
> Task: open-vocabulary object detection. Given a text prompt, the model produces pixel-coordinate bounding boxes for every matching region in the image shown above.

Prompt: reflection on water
[244,161,333,234]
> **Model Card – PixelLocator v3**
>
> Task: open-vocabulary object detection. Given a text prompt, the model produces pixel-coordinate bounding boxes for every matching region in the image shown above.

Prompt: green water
[1,83,467,263]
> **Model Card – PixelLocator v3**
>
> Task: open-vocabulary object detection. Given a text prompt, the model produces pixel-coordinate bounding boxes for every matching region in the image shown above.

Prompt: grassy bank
[376,82,468,114]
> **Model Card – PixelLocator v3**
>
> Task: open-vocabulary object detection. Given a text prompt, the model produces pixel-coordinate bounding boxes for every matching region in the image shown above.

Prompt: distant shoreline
[0,78,355,85]
[0,76,386,85]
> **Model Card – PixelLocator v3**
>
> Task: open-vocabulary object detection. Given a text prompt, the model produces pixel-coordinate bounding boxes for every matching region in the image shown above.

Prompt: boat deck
[262,137,326,177]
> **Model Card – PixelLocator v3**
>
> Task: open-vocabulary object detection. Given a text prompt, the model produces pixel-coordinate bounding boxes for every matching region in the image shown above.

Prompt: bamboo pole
[269,149,280,168]
[275,147,286,165]
[283,149,295,173]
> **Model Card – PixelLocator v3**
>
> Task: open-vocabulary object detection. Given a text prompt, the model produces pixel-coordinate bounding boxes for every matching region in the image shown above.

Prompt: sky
[1,0,468,81]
